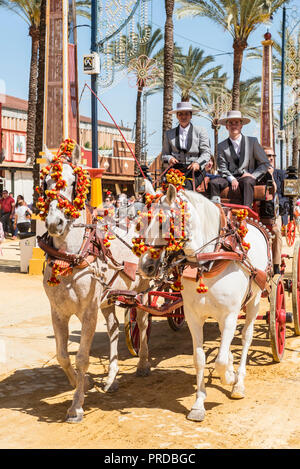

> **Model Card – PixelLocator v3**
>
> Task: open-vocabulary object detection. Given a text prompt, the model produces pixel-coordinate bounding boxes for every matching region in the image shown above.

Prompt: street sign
[83,53,100,74]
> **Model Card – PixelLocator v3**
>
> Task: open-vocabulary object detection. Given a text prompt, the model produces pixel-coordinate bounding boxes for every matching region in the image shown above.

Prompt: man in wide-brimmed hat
[162,102,211,190]
[209,110,270,207]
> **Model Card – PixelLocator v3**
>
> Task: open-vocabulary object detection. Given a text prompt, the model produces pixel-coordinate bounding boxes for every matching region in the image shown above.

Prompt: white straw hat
[169,101,197,114]
[218,110,250,125]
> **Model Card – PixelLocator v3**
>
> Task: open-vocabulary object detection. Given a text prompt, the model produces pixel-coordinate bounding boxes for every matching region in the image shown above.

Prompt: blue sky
[0,0,297,165]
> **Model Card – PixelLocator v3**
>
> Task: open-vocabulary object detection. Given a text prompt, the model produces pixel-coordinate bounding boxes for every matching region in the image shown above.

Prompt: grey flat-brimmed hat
[169,101,197,114]
[218,110,250,125]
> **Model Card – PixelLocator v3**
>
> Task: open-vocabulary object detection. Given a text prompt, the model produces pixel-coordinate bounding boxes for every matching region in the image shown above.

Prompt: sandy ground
[0,240,300,449]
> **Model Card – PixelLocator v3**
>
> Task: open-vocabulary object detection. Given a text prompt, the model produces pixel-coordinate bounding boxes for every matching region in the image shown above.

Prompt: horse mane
[180,189,220,242]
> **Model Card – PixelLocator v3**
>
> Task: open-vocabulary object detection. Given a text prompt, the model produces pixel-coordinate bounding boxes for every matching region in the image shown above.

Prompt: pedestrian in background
[0,190,15,238]
[14,195,32,234]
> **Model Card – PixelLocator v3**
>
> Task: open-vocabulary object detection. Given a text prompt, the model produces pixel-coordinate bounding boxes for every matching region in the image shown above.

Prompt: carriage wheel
[167,307,185,331]
[292,240,300,335]
[286,220,296,247]
[124,307,152,357]
[160,285,185,331]
[269,274,286,362]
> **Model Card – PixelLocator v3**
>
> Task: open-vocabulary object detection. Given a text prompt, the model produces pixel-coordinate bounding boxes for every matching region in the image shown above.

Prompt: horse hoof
[66,408,84,423]
[136,367,151,377]
[104,380,119,393]
[187,409,205,422]
[231,384,245,399]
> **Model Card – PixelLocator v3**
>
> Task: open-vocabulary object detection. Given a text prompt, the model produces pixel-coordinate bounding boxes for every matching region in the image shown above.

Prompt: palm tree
[33,0,46,212]
[192,75,261,156]
[191,70,229,156]
[162,0,175,138]
[248,26,300,166]
[116,26,163,164]
[0,0,91,166]
[174,45,222,102]
[176,0,287,110]
[0,0,41,164]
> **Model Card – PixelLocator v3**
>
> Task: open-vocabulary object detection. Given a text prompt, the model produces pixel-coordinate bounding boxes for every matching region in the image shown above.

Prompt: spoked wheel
[292,240,300,335]
[124,307,152,357]
[167,307,185,331]
[269,274,286,362]
[160,285,185,331]
[286,220,296,247]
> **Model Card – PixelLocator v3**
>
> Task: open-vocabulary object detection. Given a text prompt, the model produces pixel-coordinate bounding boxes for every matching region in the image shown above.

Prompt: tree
[121,26,163,164]
[0,0,91,168]
[176,0,288,110]
[248,27,300,167]
[32,0,46,212]
[192,75,261,156]
[174,45,222,102]
[162,0,175,139]
[0,0,42,164]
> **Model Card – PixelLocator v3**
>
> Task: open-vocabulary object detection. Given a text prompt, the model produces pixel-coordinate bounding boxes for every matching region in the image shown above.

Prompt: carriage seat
[196,176,274,205]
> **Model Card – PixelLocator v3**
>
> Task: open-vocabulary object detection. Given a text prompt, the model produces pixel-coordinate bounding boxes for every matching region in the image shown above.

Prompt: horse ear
[71,143,81,166]
[43,144,54,164]
[165,184,177,206]
[144,178,156,195]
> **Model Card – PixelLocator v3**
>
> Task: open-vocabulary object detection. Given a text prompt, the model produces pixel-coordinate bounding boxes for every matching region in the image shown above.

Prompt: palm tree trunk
[33,0,47,212]
[162,0,175,140]
[27,25,39,165]
[232,39,247,110]
[135,86,143,166]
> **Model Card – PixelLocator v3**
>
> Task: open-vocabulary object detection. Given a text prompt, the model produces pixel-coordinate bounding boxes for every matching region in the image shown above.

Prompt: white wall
[4,170,33,203]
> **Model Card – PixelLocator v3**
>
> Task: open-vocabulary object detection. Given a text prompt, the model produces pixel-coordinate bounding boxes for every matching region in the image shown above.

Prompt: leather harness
[182,204,273,305]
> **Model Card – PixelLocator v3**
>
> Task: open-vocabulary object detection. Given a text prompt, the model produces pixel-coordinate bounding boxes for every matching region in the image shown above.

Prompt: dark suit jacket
[217,135,270,180]
[162,123,211,169]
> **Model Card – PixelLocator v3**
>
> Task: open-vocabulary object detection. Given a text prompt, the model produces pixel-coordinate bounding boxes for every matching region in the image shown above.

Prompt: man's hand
[231,179,239,191]
[241,172,256,179]
[188,162,200,171]
[169,157,179,166]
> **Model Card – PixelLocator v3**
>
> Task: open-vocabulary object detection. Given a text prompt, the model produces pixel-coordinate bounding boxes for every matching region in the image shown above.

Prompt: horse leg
[185,313,206,422]
[51,310,77,388]
[215,312,238,386]
[231,293,260,399]
[136,308,151,377]
[66,309,97,423]
[101,305,119,392]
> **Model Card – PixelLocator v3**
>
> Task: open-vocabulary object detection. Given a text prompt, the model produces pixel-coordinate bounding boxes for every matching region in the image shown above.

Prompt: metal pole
[280,5,286,169]
[91,0,98,168]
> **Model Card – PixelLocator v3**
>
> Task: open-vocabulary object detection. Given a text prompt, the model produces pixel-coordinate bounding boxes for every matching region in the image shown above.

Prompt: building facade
[0,94,135,202]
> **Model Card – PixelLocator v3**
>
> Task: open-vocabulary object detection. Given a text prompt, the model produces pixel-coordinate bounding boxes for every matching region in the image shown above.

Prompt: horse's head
[137,183,188,279]
[137,181,221,280]
[37,140,89,238]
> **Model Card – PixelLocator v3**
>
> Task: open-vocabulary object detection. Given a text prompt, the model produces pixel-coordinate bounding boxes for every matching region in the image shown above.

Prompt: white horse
[138,183,270,422]
[41,144,150,422]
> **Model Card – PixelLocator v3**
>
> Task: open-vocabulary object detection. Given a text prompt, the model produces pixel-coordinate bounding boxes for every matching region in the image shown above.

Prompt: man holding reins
[162,102,211,191]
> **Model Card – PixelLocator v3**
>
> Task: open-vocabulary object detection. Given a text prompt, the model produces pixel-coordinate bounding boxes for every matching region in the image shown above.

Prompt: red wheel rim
[275,280,286,357]
[297,253,300,327]
[287,220,296,246]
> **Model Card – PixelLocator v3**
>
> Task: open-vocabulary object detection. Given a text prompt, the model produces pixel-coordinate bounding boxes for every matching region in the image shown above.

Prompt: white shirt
[15,205,31,224]
[228,134,242,183]
[230,134,242,156]
[179,124,191,150]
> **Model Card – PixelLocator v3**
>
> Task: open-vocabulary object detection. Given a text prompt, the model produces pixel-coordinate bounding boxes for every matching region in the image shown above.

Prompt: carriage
[39,139,300,422]
[108,175,300,364]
